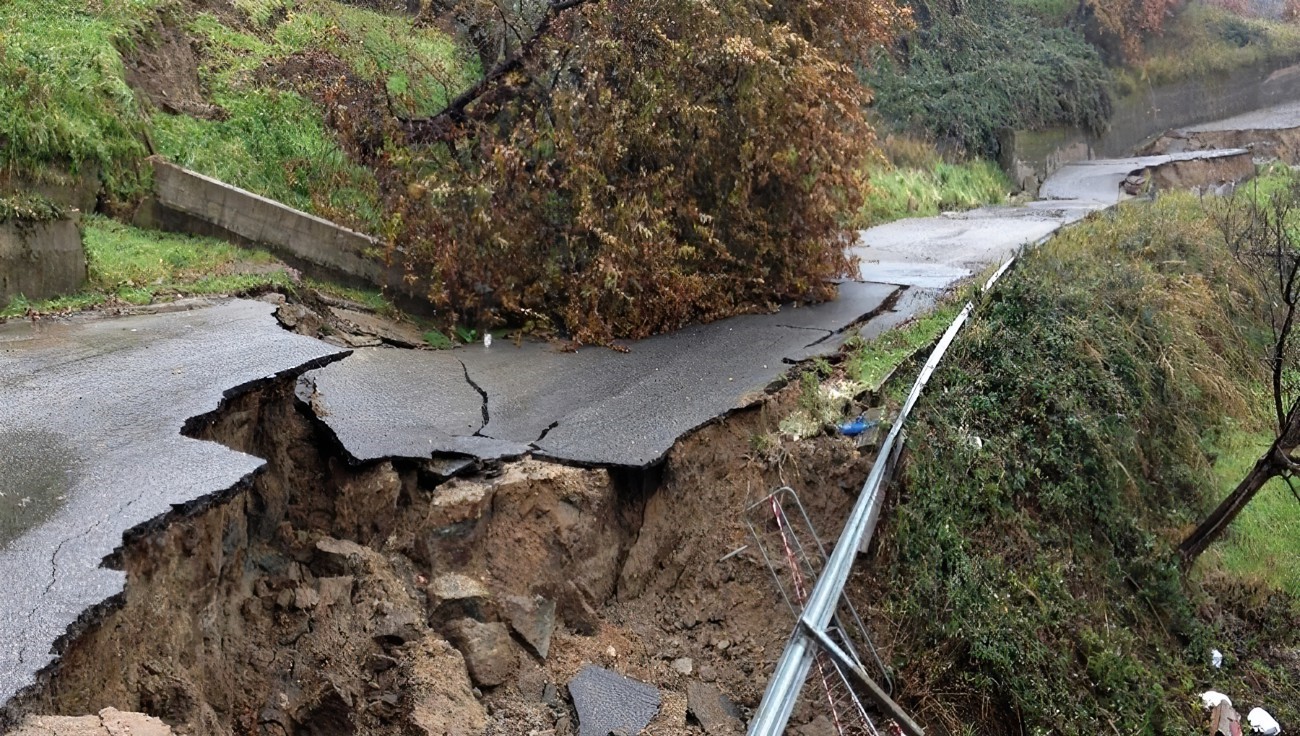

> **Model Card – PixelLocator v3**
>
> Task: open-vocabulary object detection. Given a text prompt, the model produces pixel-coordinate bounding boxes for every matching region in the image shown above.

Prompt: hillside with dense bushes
[871,175,1300,734]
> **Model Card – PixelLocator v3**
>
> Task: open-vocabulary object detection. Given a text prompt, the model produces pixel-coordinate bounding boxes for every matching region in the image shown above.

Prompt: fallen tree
[386,0,909,342]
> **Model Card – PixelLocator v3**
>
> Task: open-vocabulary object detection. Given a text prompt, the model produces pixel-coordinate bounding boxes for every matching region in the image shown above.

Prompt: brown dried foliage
[392,0,909,343]
[1084,0,1183,61]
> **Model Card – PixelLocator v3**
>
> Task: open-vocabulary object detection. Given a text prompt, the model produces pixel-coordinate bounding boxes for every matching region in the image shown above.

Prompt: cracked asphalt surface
[0,131,1261,709]
[0,300,345,705]
[309,282,903,468]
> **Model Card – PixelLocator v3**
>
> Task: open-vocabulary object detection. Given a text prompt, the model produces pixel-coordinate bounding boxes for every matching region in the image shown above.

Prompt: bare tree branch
[401,0,597,144]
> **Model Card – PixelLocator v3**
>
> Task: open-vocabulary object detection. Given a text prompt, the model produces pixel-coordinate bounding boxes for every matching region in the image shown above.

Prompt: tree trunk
[1179,451,1280,562]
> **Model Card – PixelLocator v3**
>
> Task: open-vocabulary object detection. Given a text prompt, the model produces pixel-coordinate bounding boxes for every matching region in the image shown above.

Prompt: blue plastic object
[838,416,877,437]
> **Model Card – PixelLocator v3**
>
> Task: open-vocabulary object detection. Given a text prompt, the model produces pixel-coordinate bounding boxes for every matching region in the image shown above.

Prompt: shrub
[395,0,909,343]
[876,193,1300,733]
[868,0,1112,158]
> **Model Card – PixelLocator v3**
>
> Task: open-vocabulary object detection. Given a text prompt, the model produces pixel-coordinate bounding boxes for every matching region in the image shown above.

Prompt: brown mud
[5,354,886,735]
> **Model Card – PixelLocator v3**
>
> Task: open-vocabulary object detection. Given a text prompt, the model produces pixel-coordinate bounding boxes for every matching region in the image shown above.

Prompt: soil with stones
[4,341,886,735]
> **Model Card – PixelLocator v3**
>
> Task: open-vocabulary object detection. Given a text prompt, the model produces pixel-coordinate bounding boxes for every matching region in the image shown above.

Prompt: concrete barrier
[0,218,86,307]
[1002,57,1300,192]
[139,158,412,295]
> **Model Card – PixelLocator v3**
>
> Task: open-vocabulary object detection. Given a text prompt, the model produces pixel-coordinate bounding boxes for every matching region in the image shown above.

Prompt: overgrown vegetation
[394,0,911,343]
[0,0,474,231]
[869,0,1112,158]
[1125,3,1300,87]
[875,189,1300,734]
[1,216,293,317]
[151,1,476,231]
[0,0,156,200]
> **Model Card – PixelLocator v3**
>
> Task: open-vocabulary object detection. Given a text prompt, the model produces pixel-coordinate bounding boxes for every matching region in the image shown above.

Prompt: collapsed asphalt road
[0,301,345,705]
[0,145,1253,711]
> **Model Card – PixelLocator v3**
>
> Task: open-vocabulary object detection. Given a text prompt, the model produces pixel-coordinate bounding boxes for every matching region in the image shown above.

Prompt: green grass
[862,160,1010,225]
[0,0,472,230]
[151,1,474,233]
[875,191,1300,734]
[303,277,397,316]
[1204,427,1300,597]
[1124,3,1300,89]
[1,215,294,317]
[1007,0,1076,23]
[0,1,159,198]
[845,303,962,389]
[422,330,454,349]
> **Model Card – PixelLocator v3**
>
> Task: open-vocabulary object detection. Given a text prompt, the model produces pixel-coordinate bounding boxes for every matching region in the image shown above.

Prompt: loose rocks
[503,594,557,660]
[427,573,492,623]
[446,619,517,687]
[686,682,743,735]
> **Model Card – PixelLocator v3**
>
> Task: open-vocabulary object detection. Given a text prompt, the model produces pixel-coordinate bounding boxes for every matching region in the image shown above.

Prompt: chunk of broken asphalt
[567,665,660,736]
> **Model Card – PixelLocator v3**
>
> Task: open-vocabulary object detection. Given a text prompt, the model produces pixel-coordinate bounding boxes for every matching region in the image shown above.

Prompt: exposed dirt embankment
[9,366,882,734]
[1142,127,1300,165]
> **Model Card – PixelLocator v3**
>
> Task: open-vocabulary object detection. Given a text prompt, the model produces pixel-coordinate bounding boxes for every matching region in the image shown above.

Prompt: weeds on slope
[153,1,475,232]
[0,1,157,199]
[0,0,473,231]
[1,215,399,318]
[873,191,1300,734]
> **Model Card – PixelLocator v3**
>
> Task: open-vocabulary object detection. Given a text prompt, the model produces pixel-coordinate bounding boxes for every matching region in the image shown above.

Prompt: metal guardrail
[747,252,1024,736]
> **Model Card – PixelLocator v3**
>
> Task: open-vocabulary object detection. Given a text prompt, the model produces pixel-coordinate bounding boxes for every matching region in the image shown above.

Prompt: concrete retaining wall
[0,218,86,307]
[140,158,411,295]
[1002,57,1300,191]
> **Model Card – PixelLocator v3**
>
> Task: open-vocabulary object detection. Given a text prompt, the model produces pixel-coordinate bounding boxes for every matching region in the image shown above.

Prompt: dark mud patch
[123,20,224,121]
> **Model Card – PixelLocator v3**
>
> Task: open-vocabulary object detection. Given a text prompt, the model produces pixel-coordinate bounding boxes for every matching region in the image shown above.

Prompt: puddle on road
[0,430,77,547]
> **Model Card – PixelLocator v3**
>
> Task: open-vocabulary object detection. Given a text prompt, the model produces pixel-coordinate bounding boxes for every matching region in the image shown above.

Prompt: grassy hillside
[0,0,475,232]
[1130,3,1300,88]
[871,179,1300,734]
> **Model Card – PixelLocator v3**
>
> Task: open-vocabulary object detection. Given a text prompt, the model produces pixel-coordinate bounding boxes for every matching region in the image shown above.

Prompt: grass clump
[846,304,962,390]
[0,194,68,225]
[1,216,293,317]
[1125,3,1300,89]
[863,160,1010,225]
[875,191,1300,734]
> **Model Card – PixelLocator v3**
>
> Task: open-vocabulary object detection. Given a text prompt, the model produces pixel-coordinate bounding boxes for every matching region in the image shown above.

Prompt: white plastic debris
[483,333,492,348]
[1202,691,1233,709]
[1248,708,1281,735]
[1212,649,1224,668]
